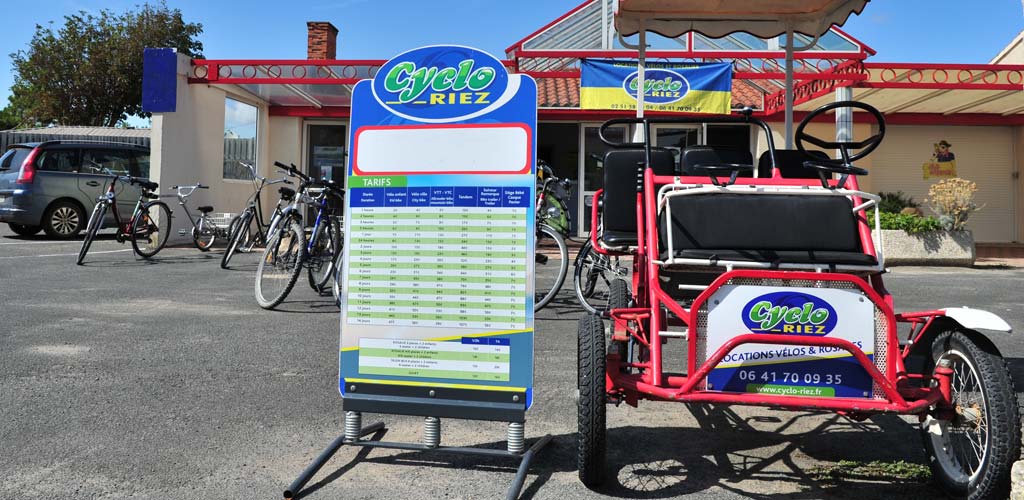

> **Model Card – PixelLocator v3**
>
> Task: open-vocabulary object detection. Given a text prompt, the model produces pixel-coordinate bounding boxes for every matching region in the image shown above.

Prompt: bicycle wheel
[76,202,107,265]
[573,240,627,315]
[221,210,253,269]
[306,217,340,293]
[535,223,568,311]
[130,201,171,258]
[255,218,306,309]
[192,218,216,251]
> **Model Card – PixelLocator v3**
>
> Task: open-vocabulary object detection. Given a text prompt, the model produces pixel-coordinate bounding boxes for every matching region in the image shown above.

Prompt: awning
[614,0,869,39]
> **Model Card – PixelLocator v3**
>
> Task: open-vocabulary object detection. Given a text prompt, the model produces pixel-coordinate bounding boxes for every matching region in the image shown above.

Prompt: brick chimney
[307,21,339,60]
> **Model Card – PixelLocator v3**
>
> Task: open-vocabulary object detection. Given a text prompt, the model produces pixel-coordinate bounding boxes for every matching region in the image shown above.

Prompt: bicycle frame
[97,175,149,237]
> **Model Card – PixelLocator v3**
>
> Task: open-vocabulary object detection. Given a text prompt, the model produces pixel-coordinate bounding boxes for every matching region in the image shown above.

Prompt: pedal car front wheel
[921,329,1021,500]
[577,313,607,488]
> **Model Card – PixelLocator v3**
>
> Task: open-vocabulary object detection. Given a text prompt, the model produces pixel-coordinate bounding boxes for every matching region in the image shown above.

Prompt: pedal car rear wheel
[577,313,607,488]
[921,329,1020,500]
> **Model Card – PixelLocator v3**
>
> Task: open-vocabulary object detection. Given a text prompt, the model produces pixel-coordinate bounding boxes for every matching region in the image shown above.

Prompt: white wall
[150,53,272,244]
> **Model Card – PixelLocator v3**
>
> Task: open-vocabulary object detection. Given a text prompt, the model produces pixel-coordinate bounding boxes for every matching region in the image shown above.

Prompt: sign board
[704,285,876,398]
[339,45,537,422]
[580,59,732,114]
[141,48,177,113]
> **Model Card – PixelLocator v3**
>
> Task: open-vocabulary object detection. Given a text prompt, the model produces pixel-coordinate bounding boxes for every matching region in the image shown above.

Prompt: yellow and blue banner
[580,59,732,114]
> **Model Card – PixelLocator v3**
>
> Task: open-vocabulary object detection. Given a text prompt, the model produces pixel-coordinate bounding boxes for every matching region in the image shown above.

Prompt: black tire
[130,201,172,258]
[221,210,253,269]
[307,217,340,293]
[255,218,306,309]
[607,279,630,361]
[535,223,568,311]
[77,202,107,265]
[8,223,42,236]
[577,313,607,488]
[921,329,1021,500]
[191,219,216,251]
[42,200,85,239]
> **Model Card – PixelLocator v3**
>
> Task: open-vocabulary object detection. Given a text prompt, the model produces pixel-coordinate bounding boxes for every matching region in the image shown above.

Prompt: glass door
[305,122,347,182]
[578,124,626,237]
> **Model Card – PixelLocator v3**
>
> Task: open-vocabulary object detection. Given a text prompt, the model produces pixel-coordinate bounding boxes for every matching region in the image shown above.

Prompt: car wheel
[42,200,85,239]
[8,223,42,236]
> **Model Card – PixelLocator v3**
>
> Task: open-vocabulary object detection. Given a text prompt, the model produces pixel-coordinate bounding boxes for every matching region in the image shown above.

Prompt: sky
[0,0,1021,124]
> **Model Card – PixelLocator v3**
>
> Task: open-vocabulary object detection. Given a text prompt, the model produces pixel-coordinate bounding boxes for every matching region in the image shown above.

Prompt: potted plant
[869,179,979,266]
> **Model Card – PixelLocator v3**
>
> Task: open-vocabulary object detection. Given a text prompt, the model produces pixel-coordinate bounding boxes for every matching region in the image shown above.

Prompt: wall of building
[870,125,1016,242]
[150,54,272,244]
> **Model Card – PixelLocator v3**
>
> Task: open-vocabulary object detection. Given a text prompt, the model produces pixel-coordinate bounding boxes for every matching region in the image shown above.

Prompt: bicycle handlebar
[273,161,311,182]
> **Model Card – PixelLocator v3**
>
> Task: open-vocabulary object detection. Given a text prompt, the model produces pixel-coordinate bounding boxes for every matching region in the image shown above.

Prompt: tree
[9,2,203,127]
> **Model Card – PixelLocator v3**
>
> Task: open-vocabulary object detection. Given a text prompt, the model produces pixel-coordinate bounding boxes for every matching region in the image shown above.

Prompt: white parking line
[0,240,81,246]
[0,249,133,259]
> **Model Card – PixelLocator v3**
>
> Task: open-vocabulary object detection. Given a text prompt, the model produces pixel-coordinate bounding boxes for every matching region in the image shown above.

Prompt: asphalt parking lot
[2,225,1023,499]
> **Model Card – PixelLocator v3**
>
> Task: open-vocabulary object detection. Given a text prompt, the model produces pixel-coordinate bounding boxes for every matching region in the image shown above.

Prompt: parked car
[0,141,151,238]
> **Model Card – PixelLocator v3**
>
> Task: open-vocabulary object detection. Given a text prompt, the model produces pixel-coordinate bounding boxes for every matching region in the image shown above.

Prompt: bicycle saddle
[197,206,214,213]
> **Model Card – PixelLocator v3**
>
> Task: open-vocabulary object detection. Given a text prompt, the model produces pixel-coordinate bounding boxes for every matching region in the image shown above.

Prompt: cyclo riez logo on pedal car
[706,286,874,398]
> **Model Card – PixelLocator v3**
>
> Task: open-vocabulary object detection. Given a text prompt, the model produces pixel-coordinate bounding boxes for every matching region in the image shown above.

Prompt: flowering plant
[926,178,982,231]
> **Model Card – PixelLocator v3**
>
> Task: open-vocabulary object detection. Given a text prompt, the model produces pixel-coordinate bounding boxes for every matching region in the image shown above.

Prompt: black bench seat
[657,192,876,267]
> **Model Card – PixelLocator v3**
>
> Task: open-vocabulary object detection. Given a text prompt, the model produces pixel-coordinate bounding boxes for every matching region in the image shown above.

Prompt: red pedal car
[578,102,1020,500]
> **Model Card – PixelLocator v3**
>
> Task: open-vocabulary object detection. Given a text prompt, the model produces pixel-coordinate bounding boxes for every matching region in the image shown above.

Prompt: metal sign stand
[284,412,551,500]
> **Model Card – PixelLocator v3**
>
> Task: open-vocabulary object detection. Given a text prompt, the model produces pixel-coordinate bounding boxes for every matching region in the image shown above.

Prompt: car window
[82,149,132,176]
[132,151,151,178]
[36,149,79,173]
[0,148,31,170]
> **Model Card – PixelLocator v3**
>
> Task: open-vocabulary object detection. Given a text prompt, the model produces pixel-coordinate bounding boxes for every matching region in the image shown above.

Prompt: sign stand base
[284,412,552,500]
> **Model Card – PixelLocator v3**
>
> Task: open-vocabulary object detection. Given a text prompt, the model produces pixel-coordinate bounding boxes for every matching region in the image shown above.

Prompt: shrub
[867,210,943,234]
[927,178,981,231]
[878,191,920,213]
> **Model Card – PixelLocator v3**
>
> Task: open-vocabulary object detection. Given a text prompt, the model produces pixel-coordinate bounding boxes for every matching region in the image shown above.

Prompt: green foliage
[811,460,931,483]
[867,210,943,234]
[9,1,203,127]
[877,191,920,213]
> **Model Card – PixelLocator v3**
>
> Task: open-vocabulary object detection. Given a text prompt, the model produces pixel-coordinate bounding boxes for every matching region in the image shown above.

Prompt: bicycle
[221,162,294,269]
[573,238,630,315]
[534,160,572,311]
[76,171,172,265]
[254,161,344,309]
[172,183,230,251]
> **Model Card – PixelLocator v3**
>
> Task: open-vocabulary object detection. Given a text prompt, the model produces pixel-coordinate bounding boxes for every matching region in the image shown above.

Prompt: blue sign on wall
[142,48,177,113]
[338,45,538,421]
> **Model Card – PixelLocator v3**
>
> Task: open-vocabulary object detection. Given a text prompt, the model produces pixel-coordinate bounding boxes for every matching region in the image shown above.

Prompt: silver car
[0,141,151,238]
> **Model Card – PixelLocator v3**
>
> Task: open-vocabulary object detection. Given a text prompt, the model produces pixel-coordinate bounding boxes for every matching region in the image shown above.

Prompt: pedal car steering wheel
[795,100,886,178]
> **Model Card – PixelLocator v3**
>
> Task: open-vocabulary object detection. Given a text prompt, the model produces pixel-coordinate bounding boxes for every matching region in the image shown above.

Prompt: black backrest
[659,194,861,252]
[757,149,830,179]
[680,146,754,177]
[602,148,676,236]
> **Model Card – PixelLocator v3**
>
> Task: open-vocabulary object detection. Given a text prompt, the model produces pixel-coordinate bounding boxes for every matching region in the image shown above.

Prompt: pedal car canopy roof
[614,0,869,38]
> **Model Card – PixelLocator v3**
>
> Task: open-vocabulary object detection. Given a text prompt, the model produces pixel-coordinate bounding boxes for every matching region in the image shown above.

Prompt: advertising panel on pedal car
[705,284,875,398]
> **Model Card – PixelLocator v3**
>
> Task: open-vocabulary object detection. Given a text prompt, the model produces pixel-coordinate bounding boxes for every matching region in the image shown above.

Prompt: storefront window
[223,98,258,180]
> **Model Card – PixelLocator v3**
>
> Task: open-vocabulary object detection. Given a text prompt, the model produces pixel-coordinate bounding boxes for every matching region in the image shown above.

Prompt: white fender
[940,307,1013,333]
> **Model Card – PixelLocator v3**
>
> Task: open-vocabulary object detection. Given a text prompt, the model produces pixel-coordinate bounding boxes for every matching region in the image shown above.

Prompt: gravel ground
[1,225,1022,499]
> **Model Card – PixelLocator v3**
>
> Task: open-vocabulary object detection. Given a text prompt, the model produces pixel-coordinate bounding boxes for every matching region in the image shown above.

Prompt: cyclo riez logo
[623,68,690,104]
[372,45,509,122]
[741,292,838,336]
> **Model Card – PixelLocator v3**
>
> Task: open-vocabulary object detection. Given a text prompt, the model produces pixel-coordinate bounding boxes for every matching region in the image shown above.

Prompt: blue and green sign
[580,59,732,114]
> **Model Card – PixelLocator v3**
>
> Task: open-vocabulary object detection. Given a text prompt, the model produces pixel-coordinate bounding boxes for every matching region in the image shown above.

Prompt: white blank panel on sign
[354,125,529,174]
